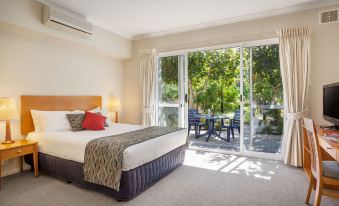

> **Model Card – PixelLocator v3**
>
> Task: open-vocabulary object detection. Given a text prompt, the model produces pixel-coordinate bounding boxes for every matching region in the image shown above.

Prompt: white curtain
[279,27,311,167]
[139,48,157,126]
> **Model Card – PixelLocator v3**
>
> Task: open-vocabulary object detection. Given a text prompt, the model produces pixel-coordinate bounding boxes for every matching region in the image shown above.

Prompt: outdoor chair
[188,109,207,138]
[218,118,231,142]
[230,110,241,137]
[219,110,241,141]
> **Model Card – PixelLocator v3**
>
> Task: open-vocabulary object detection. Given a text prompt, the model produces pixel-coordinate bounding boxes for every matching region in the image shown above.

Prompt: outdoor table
[196,114,229,142]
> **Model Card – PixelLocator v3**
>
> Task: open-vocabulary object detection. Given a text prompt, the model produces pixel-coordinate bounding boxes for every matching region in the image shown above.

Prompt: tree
[188,48,241,114]
[159,45,283,134]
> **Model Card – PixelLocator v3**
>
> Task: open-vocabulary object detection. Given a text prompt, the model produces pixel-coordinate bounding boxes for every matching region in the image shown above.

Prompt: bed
[21,95,187,201]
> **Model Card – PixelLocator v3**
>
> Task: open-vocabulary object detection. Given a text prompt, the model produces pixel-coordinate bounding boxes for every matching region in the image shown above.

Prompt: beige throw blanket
[84,126,184,191]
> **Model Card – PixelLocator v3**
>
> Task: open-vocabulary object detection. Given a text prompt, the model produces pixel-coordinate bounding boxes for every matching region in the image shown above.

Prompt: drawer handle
[327,147,332,150]
[17,150,22,153]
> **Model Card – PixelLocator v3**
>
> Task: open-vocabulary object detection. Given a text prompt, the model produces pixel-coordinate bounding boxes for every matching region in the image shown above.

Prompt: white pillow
[31,110,42,132]
[31,110,72,132]
[89,107,113,127]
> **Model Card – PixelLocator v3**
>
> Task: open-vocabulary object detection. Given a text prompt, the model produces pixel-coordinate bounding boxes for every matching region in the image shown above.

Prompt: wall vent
[319,10,338,24]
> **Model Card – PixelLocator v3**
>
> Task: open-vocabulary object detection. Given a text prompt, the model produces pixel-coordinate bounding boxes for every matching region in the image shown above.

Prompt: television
[323,82,339,128]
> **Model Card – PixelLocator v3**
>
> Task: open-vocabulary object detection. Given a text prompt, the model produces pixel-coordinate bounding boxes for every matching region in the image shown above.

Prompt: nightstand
[0,140,38,190]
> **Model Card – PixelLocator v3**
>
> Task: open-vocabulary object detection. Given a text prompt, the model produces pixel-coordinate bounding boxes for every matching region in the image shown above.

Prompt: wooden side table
[0,140,38,190]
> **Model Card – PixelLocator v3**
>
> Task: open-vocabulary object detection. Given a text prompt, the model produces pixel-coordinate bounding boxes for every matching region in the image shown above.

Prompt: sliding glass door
[241,43,283,155]
[157,55,186,128]
[187,47,242,152]
[157,39,283,159]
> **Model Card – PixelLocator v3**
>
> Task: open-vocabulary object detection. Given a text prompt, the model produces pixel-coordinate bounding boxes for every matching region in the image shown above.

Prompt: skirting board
[1,162,31,177]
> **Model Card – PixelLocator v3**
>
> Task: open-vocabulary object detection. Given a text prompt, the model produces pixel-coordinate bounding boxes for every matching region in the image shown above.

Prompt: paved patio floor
[188,124,282,154]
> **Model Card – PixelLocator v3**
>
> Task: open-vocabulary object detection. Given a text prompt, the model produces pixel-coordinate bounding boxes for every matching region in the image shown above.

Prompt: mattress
[26,123,187,171]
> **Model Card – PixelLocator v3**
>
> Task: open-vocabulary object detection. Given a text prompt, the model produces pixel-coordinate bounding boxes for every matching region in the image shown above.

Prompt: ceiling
[43,0,337,39]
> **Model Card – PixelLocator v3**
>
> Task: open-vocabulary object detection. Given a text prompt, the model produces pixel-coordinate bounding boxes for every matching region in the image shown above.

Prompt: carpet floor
[0,149,338,206]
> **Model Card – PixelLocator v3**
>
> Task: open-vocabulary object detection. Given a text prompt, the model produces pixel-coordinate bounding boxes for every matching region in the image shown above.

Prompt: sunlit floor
[1,149,338,206]
[188,124,282,153]
[182,149,338,206]
[184,149,278,180]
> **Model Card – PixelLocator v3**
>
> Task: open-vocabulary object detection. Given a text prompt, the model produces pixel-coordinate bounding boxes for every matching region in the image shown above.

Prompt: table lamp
[0,97,19,144]
[108,97,122,123]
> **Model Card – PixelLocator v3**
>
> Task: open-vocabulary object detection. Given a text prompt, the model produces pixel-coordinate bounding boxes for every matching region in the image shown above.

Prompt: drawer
[1,145,34,160]
[319,138,337,160]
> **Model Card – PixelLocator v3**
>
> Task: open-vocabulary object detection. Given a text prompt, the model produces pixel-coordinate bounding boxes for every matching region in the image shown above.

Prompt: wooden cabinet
[0,140,38,190]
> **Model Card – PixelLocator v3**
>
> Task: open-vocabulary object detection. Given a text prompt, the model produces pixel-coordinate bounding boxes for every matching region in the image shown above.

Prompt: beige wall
[0,0,132,176]
[122,4,339,125]
[0,21,125,176]
[0,0,132,59]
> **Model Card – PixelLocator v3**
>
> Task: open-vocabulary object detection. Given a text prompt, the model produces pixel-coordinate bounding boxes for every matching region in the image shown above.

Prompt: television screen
[323,84,339,121]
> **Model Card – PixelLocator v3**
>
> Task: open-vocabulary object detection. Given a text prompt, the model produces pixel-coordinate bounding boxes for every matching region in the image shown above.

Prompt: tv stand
[320,125,339,131]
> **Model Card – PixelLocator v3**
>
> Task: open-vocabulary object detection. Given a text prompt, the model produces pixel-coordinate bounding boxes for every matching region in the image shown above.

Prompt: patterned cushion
[323,161,339,179]
[67,112,108,132]
[66,113,85,132]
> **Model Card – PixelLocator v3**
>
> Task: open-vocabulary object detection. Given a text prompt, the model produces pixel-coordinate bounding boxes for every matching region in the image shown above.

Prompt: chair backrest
[232,110,240,127]
[188,109,199,123]
[303,117,322,179]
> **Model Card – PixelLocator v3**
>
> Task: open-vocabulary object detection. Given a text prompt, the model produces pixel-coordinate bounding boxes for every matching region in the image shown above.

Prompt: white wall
[0,21,124,176]
[0,0,132,176]
[122,4,339,126]
[0,0,132,59]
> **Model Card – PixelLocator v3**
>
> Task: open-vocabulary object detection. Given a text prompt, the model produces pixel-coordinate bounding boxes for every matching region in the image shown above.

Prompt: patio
[188,124,282,154]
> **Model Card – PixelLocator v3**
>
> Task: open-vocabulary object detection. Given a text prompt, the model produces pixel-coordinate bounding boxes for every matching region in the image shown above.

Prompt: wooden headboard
[21,95,102,135]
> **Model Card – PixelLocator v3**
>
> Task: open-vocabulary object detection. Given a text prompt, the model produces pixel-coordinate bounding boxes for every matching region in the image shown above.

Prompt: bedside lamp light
[0,98,19,144]
[108,98,122,123]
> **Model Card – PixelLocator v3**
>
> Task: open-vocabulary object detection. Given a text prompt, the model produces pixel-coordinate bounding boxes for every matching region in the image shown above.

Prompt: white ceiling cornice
[132,0,339,40]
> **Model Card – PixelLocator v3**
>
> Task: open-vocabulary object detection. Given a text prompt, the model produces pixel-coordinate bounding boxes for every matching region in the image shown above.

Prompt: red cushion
[82,111,106,130]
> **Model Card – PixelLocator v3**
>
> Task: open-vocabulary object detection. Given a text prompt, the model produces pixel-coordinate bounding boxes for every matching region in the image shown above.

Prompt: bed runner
[84,126,184,191]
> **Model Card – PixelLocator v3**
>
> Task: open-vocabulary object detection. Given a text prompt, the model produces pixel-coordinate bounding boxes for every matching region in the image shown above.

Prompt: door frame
[240,41,283,160]
[156,54,186,128]
[156,38,284,160]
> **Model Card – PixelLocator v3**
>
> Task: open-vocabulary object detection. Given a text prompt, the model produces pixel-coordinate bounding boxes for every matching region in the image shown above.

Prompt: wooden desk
[303,126,339,185]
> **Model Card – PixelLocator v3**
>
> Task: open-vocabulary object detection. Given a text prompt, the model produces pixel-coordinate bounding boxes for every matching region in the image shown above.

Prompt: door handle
[185,94,188,103]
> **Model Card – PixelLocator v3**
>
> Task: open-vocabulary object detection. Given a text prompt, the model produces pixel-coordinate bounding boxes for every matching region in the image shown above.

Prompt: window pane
[159,56,179,104]
[159,107,178,127]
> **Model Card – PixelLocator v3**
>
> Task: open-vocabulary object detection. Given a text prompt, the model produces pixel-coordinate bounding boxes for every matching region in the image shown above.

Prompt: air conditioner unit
[319,9,338,24]
[42,4,93,35]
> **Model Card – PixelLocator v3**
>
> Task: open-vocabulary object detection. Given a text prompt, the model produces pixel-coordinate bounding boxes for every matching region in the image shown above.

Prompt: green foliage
[159,56,179,103]
[188,48,240,113]
[161,83,178,103]
[160,56,178,84]
[159,45,284,134]
[251,45,283,105]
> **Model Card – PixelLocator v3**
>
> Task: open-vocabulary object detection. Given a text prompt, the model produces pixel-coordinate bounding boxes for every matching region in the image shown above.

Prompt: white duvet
[26,123,187,171]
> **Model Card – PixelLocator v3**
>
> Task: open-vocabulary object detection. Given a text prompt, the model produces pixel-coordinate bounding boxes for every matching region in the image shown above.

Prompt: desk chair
[303,118,339,206]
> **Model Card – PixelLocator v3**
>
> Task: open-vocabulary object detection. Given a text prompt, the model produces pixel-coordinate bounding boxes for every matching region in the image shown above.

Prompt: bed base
[25,145,186,201]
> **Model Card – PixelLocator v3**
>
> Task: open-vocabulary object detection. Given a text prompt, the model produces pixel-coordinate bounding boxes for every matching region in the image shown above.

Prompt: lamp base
[1,140,15,144]
[2,120,15,144]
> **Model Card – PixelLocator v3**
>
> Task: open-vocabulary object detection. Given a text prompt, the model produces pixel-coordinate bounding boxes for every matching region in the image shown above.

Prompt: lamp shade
[0,97,19,120]
[108,97,122,112]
